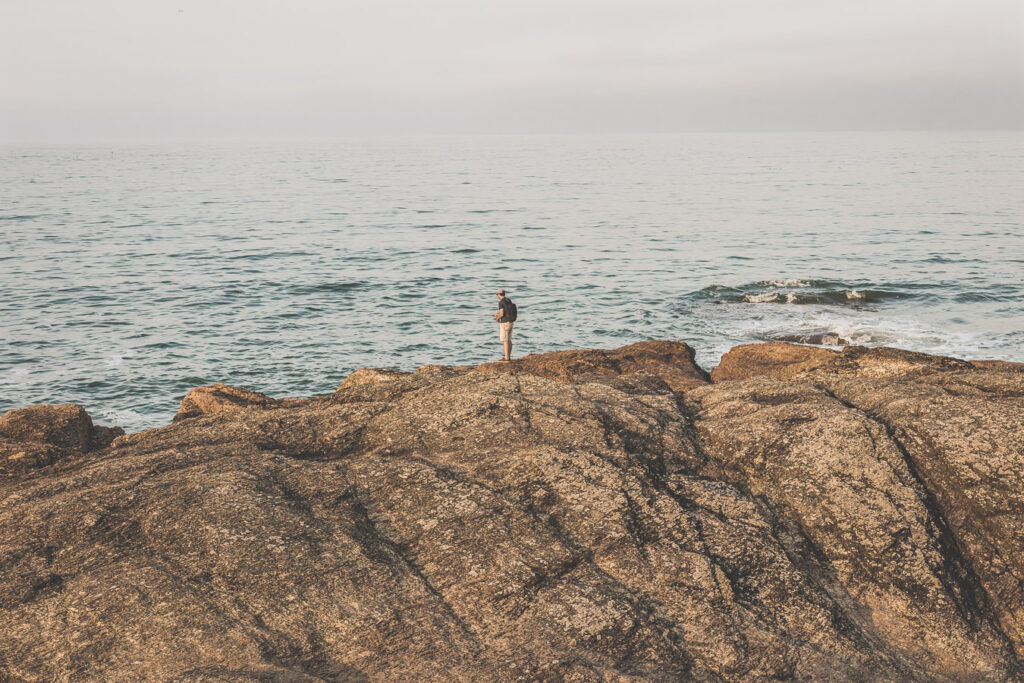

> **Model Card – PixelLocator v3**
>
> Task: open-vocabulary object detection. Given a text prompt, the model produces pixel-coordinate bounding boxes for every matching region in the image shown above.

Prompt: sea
[2,132,1022,431]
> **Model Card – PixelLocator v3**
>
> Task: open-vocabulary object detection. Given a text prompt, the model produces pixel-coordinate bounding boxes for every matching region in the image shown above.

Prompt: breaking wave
[765,330,878,346]
[689,280,909,306]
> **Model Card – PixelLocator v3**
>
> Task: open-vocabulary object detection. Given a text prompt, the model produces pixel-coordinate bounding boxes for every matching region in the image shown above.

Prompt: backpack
[505,299,518,322]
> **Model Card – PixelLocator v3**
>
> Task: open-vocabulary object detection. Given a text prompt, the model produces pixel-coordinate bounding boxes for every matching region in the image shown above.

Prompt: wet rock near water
[336,367,411,390]
[710,341,977,382]
[767,331,853,346]
[1,341,1021,680]
[173,382,281,422]
[0,404,123,480]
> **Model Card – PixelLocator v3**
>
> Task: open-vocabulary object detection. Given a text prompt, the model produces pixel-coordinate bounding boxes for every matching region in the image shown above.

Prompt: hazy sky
[2,0,1022,138]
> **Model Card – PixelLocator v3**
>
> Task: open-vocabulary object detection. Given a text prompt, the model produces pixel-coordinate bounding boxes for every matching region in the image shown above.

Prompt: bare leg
[503,339,512,361]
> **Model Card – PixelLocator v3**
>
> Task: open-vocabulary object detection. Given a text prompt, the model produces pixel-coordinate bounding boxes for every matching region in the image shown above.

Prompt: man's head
[496,288,505,299]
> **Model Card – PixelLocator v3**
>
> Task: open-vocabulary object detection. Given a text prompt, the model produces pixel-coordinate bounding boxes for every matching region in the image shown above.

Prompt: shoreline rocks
[1,341,1021,680]
[337,367,411,390]
[711,341,977,382]
[473,339,711,392]
[0,404,123,480]
[173,381,280,422]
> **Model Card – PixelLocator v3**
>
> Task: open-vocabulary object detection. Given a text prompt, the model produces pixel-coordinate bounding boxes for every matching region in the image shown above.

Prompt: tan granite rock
[711,341,974,382]
[0,404,95,452]
[689,377,1019,678]
[337,367,409,390]
[474,339,711,392]
[173,382,279,422]
[971,359,1024,373]
[1,343,1021,680]
[0,404,124,480]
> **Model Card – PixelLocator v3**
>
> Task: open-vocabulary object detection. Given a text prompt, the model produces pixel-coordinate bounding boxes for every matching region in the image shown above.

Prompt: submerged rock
[768,331,852,345]
[0,342,1021,680]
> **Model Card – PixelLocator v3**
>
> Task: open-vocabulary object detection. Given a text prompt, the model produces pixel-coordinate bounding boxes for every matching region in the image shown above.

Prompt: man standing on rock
[493,288,516,361]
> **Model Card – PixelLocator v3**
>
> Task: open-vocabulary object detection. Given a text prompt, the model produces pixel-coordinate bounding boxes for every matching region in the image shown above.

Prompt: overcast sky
[2,0,1022,139]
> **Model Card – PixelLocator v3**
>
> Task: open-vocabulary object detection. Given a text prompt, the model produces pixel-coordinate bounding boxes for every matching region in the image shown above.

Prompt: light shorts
[499,321,514,341]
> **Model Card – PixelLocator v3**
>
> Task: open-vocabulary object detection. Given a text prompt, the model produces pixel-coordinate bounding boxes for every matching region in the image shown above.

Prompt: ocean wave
[226,250,314,260]
[763,278,813,288]
[743,316,959,353]
[689,280,908,306]
[289,280,366,291]
[745,291,781,303]
[952,289,1022,303]
[97,408,147,430]
[766,330,877,346]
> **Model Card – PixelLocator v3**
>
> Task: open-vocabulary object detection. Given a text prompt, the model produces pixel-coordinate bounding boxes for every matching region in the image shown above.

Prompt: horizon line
[3,127,1023,145]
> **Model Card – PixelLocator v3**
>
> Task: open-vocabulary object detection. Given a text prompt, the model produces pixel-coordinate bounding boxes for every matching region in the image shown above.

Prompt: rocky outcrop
[0,404,95,452]
[0,404,123,480]
[710,341,978,383]
[971,359,1024,373]
[689,378,1019,677]
[337,367,410,389]
[708,341,1024,669]
[1,342,1021,680]
[474,339,710,392]
[173,381,280,422]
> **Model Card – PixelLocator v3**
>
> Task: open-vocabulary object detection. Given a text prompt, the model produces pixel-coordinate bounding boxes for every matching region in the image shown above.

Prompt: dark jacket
[498,298,514,323]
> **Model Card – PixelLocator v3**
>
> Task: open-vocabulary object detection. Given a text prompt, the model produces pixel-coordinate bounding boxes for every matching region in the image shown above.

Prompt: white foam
[845,290,865,300]
[765,278,812,287]
[105,350,135,368]
[98,408,146,430]
[745,291,780,303]
[714,302,976,357]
